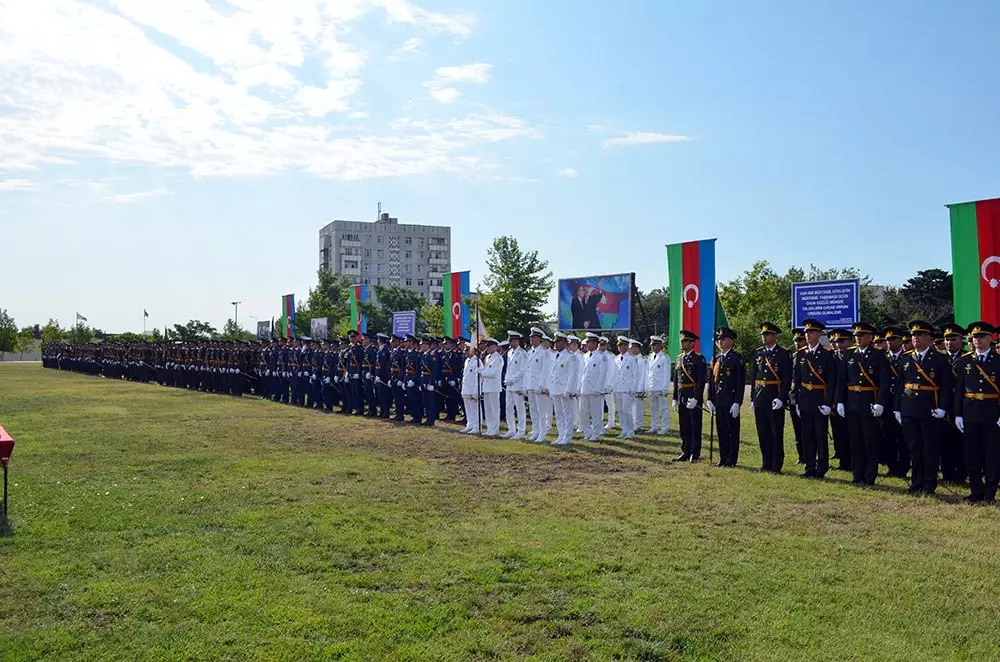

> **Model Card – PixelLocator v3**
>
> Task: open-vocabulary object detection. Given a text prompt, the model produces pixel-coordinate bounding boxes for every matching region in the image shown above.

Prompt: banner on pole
[392,311,417,337]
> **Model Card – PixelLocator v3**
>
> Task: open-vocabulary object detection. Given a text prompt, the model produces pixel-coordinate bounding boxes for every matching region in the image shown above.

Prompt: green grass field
[2,364,999,661]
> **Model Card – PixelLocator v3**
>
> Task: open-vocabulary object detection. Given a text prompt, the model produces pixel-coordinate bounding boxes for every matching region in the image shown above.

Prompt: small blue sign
[392,310,417,337]
[792,279,860,329]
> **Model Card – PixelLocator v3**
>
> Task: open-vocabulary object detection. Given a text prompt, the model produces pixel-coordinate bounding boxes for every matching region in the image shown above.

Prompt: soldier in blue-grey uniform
[391,334,408,421]
[375,333,392,418]
[421,337,442,426]
[406,335,424,424]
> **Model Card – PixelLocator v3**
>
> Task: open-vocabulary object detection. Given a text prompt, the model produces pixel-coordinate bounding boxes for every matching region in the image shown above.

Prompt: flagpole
[475,291,483,437]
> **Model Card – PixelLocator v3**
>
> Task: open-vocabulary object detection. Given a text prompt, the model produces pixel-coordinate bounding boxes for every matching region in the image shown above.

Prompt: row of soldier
[42,316,1000,502]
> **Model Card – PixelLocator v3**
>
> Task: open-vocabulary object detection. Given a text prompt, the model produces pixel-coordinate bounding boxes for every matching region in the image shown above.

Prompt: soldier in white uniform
[503,330,528,439]
[569,336,585,434]
[533,334,555,442]
[580,332,610,441]
[460,344,481,433]
[602,337,617,430]
[546,332,580,446]
[630,339,648,431]
[478,338,503,436]
[523,327,545,440]
[613,337,641,439]
[644,336,672,434]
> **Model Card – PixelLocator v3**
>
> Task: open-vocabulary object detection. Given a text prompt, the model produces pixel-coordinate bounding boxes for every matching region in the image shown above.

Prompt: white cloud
[423,62,491,103]
[105,188,173,204]
[586,124,609,133]
[0,1,532,183]
[556,167,578,178]
[601,132,692,148]
[0,179,38,191]
[348,111,369,119]
[388,37,424,61]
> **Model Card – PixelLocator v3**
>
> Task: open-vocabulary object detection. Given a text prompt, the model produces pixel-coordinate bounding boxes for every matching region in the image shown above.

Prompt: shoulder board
[756,346,766,351]
[962,350,975,357]
[848,344,858,350]
[903,350,914,355]
[936,349,948,355]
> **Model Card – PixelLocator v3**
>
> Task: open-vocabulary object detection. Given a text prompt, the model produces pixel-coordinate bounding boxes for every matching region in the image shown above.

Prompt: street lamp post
[231,301,242,328]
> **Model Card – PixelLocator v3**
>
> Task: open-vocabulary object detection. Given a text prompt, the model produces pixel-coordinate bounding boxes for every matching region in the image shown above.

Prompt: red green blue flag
[950,198,1000,326]
[443,271,471,339]
[350,284,369,334]
[666,239,717,362]
[280,294,295,339]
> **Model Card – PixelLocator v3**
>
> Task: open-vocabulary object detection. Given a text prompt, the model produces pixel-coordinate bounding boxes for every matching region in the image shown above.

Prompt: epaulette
[756,346,766,351]
[962,350,975,357]
[903,350,914,355]
[936,349,948,355]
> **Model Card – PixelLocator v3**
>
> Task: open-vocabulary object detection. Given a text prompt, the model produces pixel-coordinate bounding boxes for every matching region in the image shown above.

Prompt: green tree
[478,236,554,336]
[421,303,444,335]
[880,268,954,326]
[41,319,65,343]
[170,320,217,341]
[296,268,353,336]
[637,287,669,338]
[220,319,254,341]
[68,322,94,344]
[0,311,17,360]
[16,326,36,359]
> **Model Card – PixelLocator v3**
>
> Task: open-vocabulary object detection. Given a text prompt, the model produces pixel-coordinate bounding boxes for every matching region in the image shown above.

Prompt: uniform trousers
[552,394,573,442]
[965,421,1000,501]
[755,406,786,472]
[679,403,704,458]
[581,394,605,440]
[902,416,941,493]
[880,413,908,477]
[483,391,501,436]
[800,410,830,477]
[534,393,554,440]
[615,392,635,437]
[716,409,740,466]
[505,389,527,436]
[648,392,670,433]
[463,395,481,431]
[605,393,616,428]
[848,413,881,484]
[526,390,540,436]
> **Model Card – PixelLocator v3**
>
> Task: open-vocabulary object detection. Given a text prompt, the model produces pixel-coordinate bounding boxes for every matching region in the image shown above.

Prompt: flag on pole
[471,305,488,345]
[715,290,728,330]
[349,284,369,334]
[144,309,149,318]
[280,294,295,339]
[443,271,471,339]
[76,312,88,323]
[950,198,1000,326]
[666,239,717,363]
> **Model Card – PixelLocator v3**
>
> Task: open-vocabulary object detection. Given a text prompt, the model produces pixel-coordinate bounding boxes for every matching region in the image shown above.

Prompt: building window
[404,251,411,259]
[377,264,382,273]
[377,249,384,258]
[418,252,423,259]
[364,249,371,257]
[363,263,370,272]
[364,235,371,244]
[419,238,425,246]
[363,278,369,284]
[405,278,412,286]
[417,265,423,273]
[377,236,383,244]
[344,233,359,241]
[376,278,381,285]
[417,279,424,287]
[405,265,411,273]
[405,237,412,245]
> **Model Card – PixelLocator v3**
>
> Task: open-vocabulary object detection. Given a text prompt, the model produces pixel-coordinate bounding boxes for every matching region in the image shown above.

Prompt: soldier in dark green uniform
[752,322,793,473]
[793,319,839,479]
[672,329,706,462]
[954,322,1000,503]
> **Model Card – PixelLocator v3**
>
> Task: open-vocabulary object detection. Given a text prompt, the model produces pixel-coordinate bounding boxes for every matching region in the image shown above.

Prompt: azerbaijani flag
[349,284,368,334]
[666,239,717,362]
[442,271,471,339]
[950,198,1000,326]
[280,294,295,339]
[76,312,88,323]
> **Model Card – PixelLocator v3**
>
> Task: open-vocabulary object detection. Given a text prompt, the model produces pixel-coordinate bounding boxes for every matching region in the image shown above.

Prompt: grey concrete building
[318,211,452,304]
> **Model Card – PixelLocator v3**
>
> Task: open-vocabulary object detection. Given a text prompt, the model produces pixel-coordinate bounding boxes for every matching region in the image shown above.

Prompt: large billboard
[558,273,634,332]
[791,279,860,328]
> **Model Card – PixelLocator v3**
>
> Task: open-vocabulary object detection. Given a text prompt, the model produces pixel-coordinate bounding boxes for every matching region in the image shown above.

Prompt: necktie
[981,354,987,365]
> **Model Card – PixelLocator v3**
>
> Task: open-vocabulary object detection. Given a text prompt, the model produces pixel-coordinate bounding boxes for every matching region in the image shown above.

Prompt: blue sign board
[392,310,417,337]
[791,279,860,329]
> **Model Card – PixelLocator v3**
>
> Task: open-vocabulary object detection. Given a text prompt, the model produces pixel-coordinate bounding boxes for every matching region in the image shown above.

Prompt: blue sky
[3,0,999,333]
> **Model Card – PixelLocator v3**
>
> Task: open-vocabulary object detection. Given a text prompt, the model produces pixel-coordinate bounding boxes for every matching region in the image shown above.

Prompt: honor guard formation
[42,318,1000,503]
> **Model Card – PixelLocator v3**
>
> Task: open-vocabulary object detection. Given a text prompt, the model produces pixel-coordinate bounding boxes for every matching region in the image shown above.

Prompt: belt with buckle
[755,380,780,386]
[965,392,1000,401]
[848,386,876,392]
[801,383,826,391]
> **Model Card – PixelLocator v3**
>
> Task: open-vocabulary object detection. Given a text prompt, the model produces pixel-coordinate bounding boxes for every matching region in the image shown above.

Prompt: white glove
[449,380,456,387]
[771,398,782,411]
[685,398,697,410]
[871,404,884,417]
[352,373,360,379]
[997,417,1000,428]
[333,375,340,383]
[819,405,832,416]
[426,384,435,392]
[265,370,271,377]
[836,403,845,418]
[931,409,946,419]
[235,368,240,374]
[407,380,415,388]
[324,377,331,385]
[671,400,679,411]
[298,371,303,378]
[749,402,755,415]
[956,416,965,433]
[730,403,740,418]
[375,377,382,384]
[706,401,716,416]
[894,411,902,424]
[365,372,372,380]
